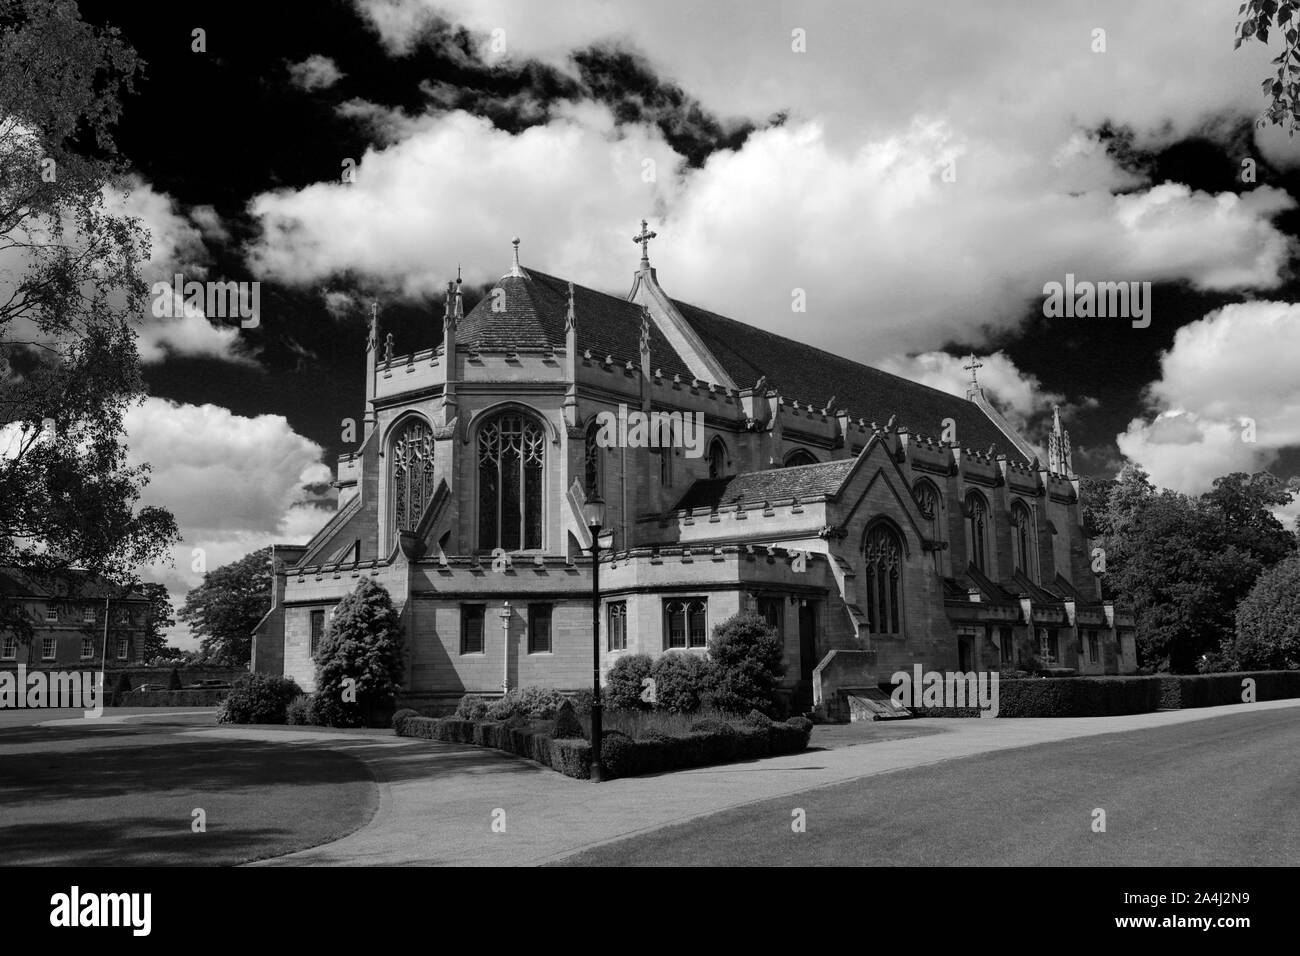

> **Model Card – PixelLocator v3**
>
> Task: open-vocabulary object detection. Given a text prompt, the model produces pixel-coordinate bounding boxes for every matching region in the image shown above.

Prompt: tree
[312,578,405,727]
[707,611,786,715]
[1236,0,1300,134]
[178,547,273,665]
[0,0,178,642]
[138,582,177,660]
[1224,552,1300,670]
[1092,468,1296,672]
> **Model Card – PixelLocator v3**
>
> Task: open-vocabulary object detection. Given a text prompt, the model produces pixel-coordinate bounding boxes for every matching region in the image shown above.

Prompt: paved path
[223,698,1300,866]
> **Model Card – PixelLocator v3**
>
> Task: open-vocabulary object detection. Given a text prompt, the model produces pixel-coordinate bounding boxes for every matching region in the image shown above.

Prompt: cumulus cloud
[109,178,250,364]
[126,397,332,648]
[244,106,1296,359]
[287,54,346,91]
[1117,301,1300,493]
[877,350,1070,435]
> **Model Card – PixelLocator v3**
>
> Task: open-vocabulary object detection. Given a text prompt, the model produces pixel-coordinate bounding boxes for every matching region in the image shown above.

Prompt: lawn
[0,723,378,865]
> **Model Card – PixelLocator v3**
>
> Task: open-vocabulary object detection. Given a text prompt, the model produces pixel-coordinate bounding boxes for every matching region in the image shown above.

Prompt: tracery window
[1011,500,1034,578]
[478,413,544,550]
[864,523,903,636]
[707,438,727,479]
[392,418,437,533]
[784,448,818,467]
[965,490,989,573]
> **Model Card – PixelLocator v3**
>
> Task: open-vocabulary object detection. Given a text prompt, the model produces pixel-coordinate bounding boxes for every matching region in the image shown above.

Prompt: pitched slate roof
[673,459,857,511]
[0,567,147,601]
[456,270,694,380]
[671,298,1026,461]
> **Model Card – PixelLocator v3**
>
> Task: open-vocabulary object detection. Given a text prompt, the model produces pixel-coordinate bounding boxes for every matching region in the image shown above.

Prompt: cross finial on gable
[963,353,984,393]
[633,219,658,266]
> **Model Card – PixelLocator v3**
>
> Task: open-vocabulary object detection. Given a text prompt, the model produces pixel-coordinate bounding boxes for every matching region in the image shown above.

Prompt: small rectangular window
[117,638,129,661]
[528,604,552,654]
[81,637,94,660]
[45,606,58,623]
[42,636,57,660]
[607,601,627,651]
[1,636,16,660]
[664,598,707,650]
[83,606,96,623]
[461,605,486,654]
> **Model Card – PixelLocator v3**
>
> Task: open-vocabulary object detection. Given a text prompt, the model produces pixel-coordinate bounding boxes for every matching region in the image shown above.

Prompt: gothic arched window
[391,418,437,534]
[785,448,818,467]
[478,413,544,551]
[965,490,989,573]
[913,479,941,570]
[584,422,602,498]
[707,438,727,479]
[864,522,904,636]
[1011,500,1034,578]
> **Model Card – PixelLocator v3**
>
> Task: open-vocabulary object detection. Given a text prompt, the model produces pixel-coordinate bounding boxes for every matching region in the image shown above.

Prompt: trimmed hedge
[956,671,1300,717]
[395,712,813,780]
[399,715,593,779]
[1158,670,1300,709]
[110,689,229,707]
[995,677,1162,717]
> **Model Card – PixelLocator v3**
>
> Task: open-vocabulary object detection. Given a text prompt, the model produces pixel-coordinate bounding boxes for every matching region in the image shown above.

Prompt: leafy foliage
[604,653,654,710]
[1225,552,1300,670]
[139,583,177,661]
[454,693,489,720]
[312,578,406,727]
[1090,466,1297,672]
[650,651,716,713]
[0,0,178,642]
[178,547,273,665]
[216,674,302,724]
[485,685,568,721]
[707,611,786,715]
[552,698,585,739]
[1236,0,1300,134]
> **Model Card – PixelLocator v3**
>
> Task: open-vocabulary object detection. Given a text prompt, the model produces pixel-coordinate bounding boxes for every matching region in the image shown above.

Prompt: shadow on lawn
[0,817,298,866]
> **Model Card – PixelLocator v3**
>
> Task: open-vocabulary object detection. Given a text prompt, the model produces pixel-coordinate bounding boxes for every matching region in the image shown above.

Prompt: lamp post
[582,493,606,783]
[499,601,511,695]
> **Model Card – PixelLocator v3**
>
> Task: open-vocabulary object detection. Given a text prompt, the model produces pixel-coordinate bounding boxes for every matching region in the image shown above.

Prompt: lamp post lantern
[582,493,607,782]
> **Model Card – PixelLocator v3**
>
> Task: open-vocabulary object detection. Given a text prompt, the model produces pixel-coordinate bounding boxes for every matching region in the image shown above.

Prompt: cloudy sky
[73,0,1300,646]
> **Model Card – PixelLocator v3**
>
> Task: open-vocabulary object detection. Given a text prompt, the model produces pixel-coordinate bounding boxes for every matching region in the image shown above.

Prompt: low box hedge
[972,671,1300,717]
[395,712,813,780]
[996,677,1162,717]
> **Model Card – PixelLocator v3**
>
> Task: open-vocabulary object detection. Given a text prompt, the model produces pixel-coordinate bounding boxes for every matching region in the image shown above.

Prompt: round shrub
[455,694,489,720]
[707,611,785,715]
[651,652,716,713]
[600,730,636,778]
[744,708,774,728]
[392,707,419,733]
[217,674,303,724]
[605,654,655,711]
